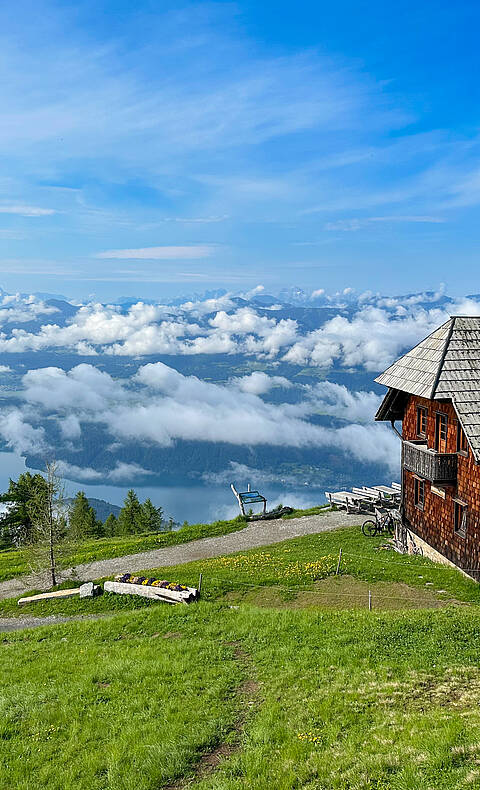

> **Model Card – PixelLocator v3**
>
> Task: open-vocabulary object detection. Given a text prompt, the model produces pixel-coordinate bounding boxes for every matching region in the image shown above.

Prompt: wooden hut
[375,316,480,578]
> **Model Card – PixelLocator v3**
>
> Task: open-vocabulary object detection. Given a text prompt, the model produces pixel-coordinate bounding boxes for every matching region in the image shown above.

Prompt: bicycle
[362,508,400,538]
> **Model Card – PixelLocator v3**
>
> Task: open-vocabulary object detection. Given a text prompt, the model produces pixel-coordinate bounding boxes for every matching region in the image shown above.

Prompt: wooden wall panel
[402,395,480,577]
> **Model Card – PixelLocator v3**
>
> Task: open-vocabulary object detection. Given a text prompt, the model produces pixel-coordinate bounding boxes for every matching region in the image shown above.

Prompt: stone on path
[79,582,102,598]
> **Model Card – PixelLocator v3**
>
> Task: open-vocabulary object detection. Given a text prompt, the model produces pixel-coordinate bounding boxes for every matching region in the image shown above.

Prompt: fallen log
[18,582,101,605]
[104,580,198,604]
[18,588,81,605]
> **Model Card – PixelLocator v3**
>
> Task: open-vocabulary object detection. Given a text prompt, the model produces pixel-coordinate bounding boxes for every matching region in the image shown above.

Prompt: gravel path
[0,511,360,602]
[0,614,110,633]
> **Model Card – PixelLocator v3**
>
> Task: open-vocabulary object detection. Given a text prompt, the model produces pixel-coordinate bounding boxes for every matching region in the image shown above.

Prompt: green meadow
[2,526,480,789]
[0,514,249,583]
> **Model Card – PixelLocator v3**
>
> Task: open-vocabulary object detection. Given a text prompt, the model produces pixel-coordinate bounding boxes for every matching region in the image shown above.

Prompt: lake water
[0,452,326,525]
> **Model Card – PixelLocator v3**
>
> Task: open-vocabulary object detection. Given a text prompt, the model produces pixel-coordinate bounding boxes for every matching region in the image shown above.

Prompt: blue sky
[0,0,479,300]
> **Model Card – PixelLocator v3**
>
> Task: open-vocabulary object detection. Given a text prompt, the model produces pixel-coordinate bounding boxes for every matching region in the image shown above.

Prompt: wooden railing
[402,440,457,484]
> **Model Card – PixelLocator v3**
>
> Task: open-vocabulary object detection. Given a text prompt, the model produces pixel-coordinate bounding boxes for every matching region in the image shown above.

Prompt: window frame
[414,476,425,511]
[456,421,469,457]
[416,406,428,439]
[454,499,467,538]
[435,411,448,453]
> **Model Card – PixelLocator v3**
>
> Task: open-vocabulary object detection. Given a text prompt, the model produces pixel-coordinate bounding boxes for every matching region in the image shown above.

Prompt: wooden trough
[104,579,198,605]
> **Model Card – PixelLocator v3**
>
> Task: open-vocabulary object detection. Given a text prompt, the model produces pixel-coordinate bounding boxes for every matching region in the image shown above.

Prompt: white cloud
[95,246,215,260]
[179,295,235,317]
[310,381,381,422]
[22,364,123,411]
[0,204,56,216]
[325,215,445,231]
[56,459,153,483]
[56,461,103,481]
[108,462,154,482]
[232,371,291,395]
[282,304,455,370]
[59,414,82,440]
[0,290,477,378]
[0,293,59,325]
[0,410,46,454]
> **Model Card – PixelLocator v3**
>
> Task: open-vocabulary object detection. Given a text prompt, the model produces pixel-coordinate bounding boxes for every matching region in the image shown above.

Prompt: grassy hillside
[0,514,250,583]
[3,527,480,788]
[2,525,479,619]
[3,603,480,789]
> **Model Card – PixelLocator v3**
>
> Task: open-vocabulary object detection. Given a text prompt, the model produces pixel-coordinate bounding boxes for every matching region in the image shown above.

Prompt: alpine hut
[375,316,480,578]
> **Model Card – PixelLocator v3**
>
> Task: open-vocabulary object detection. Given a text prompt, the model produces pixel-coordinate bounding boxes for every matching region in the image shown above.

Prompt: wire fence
[198,576,456,604]
[184,540,480,610]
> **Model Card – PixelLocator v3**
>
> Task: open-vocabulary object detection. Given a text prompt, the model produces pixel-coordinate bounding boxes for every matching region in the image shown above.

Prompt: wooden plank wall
[403,395,480,576]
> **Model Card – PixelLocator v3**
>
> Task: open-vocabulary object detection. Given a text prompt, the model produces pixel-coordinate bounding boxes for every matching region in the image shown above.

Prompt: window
[435,412,448,453]
[416,406,428,438]
[454,501,467,537]
[414,477,425,510]
[457,423,468,455]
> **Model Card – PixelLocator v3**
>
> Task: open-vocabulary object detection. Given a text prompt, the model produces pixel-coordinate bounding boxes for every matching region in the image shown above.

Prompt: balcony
[402,440,457,485]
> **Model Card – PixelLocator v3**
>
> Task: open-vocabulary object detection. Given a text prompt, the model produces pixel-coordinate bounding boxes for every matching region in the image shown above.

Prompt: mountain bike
[362,508,400,537]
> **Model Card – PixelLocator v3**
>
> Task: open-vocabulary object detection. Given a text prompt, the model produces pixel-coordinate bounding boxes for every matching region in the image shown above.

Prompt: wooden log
[104,580,197,604]
[18,588,81,605]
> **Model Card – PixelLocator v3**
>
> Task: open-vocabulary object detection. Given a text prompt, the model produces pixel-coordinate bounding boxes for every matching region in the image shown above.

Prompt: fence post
[368,589,372,611]
[335,548,343,576]
[198,573,203,598]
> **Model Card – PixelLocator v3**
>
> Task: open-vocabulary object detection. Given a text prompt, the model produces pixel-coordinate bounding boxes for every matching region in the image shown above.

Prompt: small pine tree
[69,491,95,540]
[26,461,68,587]
[0,472,49,547]
[139,498,164,532]
[103,513,118,537]
[93,516,105,539]
[165,516,175,532]
[117,489,143,534]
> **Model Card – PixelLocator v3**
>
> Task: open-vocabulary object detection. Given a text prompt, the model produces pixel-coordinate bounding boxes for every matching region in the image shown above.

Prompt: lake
[0,451,326,524]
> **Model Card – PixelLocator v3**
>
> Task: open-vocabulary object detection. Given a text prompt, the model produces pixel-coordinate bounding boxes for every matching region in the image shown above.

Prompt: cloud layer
[0,360,399,474]
[0,289,479,373]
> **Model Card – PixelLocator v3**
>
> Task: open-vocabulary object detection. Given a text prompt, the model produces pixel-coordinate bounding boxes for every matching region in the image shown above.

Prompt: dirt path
[162,640,259,790]
[0,511,360,601]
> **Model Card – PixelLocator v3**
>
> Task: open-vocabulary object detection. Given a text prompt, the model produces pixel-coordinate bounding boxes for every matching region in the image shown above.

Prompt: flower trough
[104,574,198,604]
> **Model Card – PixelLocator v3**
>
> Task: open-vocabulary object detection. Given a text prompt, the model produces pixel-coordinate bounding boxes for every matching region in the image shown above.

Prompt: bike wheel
[362,520,378,537]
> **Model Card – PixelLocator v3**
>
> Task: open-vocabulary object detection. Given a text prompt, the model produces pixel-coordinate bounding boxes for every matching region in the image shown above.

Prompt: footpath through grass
[0,514,249,583]
[4,603,480,789]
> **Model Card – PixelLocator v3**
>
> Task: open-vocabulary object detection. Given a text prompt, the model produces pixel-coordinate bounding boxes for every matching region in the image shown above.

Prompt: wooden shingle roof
[375,316,480,460]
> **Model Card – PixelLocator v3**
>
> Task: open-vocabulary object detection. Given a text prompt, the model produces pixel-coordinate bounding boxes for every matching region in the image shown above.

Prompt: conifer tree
[69,491,97,540]
[139,498,164,532]
[117,489,143,534]
[103,513,118,537]
[27,462,68,587]
[0,472,49,547]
